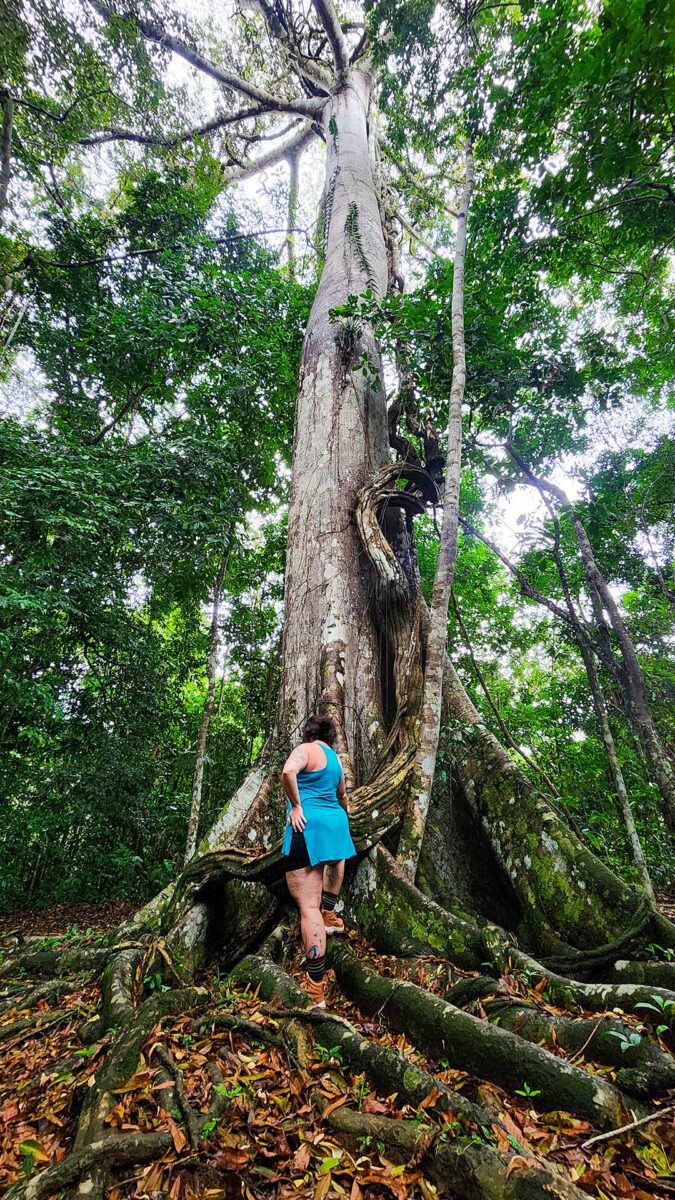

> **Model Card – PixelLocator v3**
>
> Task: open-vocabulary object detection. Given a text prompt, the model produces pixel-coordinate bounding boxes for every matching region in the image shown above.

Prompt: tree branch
[221,121,316,181]
[311,0,350,81]
[87,0,323,117]
[30,225,309,271]
[84,384,150,446]
[77,104,276,148]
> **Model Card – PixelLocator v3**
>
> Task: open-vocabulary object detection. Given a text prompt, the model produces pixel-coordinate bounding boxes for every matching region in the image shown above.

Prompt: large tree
[2,1,675,1197]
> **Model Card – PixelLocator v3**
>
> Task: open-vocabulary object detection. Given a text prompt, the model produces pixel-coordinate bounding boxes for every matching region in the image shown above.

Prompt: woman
[281,715,356,1008]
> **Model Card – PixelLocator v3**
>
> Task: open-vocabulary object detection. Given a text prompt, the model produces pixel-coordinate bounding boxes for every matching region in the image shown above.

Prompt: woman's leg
[323,859,345,899]
[321,860,346,933]
[286,865,326,961]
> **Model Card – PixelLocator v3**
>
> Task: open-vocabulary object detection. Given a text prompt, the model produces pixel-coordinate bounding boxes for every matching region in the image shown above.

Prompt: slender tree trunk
[577,635,655,902]
[184,538,233,865]
[574,519,675,830]
[285,147,300,279]
[397,141,474,879]
[451,589,562,799]
[0,90,12,219]
[279,68,391,781]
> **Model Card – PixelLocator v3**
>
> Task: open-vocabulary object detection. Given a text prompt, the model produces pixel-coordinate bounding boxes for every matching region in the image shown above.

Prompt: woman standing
[281,715,356,1007]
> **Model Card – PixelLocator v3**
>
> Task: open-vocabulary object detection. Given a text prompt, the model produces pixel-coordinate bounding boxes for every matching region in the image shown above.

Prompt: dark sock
[321,890,339,913]
[305,953,326,982]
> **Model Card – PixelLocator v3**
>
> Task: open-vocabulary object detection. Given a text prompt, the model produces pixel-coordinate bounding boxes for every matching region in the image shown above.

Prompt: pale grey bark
[88,0,322,117]
[312,0,350,81]
[397,141,474,879]
[286,147,300,278]
[574,519,675,831]
[279,68,391,776]
[184,540,232,865]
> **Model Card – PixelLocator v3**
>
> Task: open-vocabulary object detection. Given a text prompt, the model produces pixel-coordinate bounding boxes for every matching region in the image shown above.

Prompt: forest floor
[0,901,138,942]
[2,894,673,942]
[1,910,674,1200]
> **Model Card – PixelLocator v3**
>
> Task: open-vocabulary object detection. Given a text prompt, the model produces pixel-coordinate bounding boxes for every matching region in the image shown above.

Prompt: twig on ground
[582,1103,675,1149]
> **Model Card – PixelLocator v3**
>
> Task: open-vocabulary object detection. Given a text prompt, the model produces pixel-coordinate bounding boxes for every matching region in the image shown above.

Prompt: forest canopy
[1,0,673,909]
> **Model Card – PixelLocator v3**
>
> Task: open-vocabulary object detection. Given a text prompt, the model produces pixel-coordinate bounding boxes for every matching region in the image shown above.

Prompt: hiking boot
[303,974,326,1008]
[322,910,346,935]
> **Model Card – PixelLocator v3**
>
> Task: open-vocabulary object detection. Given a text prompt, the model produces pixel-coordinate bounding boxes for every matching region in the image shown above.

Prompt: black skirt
[284,829,312,871]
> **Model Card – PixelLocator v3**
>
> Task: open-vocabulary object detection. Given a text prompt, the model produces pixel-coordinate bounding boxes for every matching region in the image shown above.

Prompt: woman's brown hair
[302,715,337,747]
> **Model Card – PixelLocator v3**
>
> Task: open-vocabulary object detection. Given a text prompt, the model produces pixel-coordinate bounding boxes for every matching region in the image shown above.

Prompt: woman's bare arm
[281,745,309,831]
[337,767,350,814]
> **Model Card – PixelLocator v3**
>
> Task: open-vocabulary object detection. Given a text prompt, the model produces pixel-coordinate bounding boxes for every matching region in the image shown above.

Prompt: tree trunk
[576,632,655,902]
[398,142,474,878]
[7,63,675,1199]
[279,67,391,780]
[0,90,12,219]
[184,539,232,865]
[285,146,300,279]
[574,518,675,830]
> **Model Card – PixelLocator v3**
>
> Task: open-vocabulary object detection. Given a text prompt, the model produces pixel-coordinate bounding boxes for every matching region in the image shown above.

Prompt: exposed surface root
[322,1100,589,1200]
[329,940,645,1131]
[234,952,592,1200]
[2,860,675,1200]
[0,980,77,1017]
[481,1000,675,1097]
[348,845,675,1022]
[18,1131,173,1200]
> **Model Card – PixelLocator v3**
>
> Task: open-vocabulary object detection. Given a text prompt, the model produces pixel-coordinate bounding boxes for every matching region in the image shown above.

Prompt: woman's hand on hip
[288,804,307,832]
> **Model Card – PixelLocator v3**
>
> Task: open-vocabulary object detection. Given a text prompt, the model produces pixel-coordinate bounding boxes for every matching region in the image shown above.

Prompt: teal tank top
[281,742,357,866]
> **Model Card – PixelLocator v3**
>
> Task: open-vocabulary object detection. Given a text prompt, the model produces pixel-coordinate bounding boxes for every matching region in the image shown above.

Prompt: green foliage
[0,0,673,913]
[0,171,309,909]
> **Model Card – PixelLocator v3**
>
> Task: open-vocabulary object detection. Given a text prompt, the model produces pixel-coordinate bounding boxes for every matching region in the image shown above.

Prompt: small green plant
[200,1118,218,1139]
[645,943,675,963]
[635,995,675,1021]
[315,1043,344,1065]
[603,1029,642,1053]
[514,1081,541,1098]
[142,971,169,994]
[74,1044,99,1059]
[213,1082,245,1101]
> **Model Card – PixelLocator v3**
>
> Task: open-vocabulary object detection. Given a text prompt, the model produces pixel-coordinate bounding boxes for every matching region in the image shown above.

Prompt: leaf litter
[0,922,673,1199]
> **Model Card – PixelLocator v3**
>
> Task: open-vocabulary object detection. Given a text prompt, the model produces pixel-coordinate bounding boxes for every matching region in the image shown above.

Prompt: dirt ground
[0,900,137,941]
